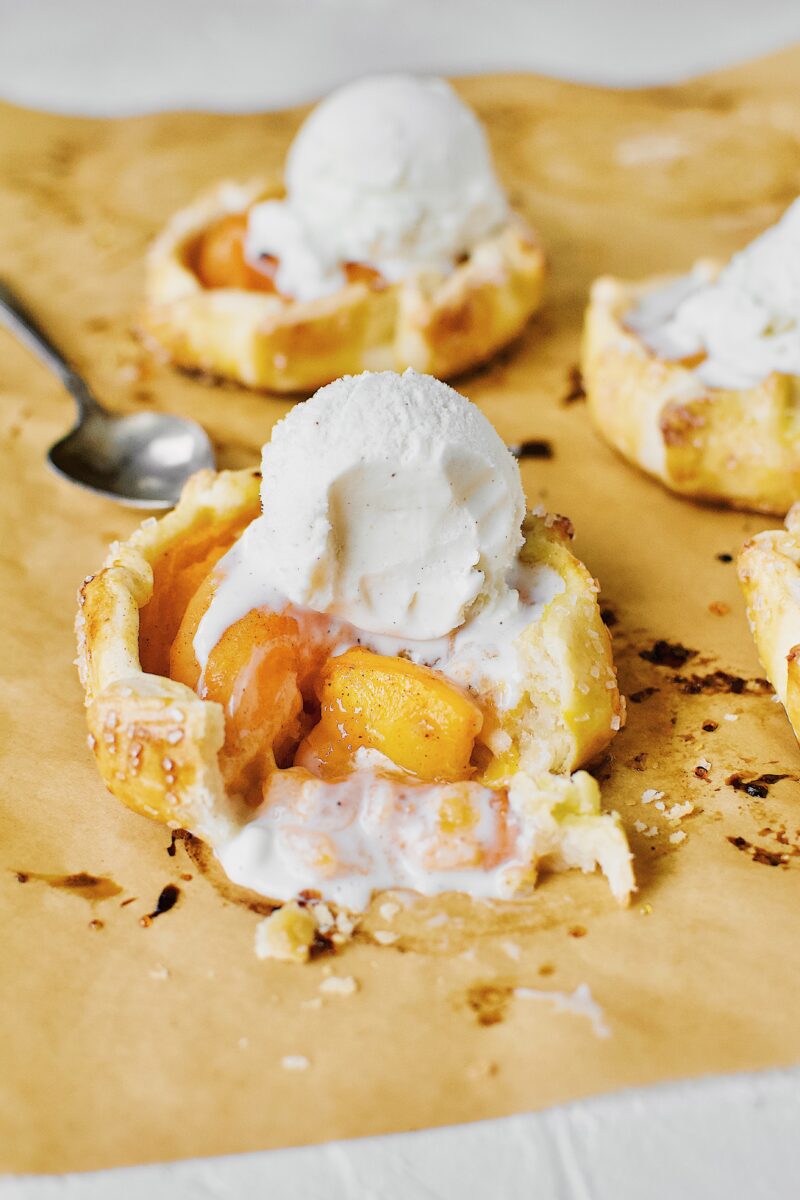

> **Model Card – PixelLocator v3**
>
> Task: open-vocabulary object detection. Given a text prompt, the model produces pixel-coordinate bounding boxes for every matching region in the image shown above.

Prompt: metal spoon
[0,280,215,509]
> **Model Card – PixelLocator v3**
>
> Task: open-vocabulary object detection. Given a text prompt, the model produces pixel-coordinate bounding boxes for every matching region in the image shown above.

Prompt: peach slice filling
[160,553,533,895]
[191,211,384,295]
[169,566,487,800]
[298,648,484,783]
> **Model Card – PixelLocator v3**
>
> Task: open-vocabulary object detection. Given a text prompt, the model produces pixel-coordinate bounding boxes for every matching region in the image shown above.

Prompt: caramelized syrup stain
[629,687,658,704]
[466,983,513,1026]
[13,870,122,902]
[509,439,554,460]
[640,640,697,669]
[562,366,586,405]
[725,773,793,798]
[140,884,181,925]
[674,670,772,696]
[727,836,787,867]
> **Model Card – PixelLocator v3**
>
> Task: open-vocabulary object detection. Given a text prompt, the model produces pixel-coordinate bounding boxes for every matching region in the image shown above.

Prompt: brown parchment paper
[3,48,800,1175]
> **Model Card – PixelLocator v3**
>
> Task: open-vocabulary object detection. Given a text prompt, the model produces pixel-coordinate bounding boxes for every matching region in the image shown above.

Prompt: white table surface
[2,2,800,1196]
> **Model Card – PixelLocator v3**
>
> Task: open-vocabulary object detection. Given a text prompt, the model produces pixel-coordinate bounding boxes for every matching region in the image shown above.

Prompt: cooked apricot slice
[204,608,307,798]
[169,571,339,801]
[300,648,483,782]
[343,262,384,288]
[193,212,278,292]
[169,567,220,691]
[169,577,305,799]
[139,513,251,677]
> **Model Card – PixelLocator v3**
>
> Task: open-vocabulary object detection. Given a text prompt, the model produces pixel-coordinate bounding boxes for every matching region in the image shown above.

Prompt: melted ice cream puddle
[218,753,526,912]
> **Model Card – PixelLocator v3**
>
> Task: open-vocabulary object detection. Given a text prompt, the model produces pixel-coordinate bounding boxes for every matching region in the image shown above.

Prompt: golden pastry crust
[738,504,800,739]
[139,179,546,393]
[75,470,622,853]
[582,272,800,515]
[75,468,262,844]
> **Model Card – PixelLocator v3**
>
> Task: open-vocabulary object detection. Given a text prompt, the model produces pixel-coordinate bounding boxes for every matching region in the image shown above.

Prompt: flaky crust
[582,273,800,515]
[75,468,262,843]
[738,504,800,740]
[75,471,621,847]
[139,179,546,393]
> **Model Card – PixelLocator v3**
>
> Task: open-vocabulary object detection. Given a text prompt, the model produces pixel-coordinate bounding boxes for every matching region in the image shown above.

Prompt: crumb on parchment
[255,903,316,963]
[281,1055,310,1071]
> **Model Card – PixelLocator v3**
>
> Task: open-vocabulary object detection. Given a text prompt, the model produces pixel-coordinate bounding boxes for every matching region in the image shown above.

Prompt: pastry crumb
[319,974,359,996]
[373,930,399,946]
[335,910,356,937]
[642,789,664,804]
[281,1055,310,1071]
[669,830,687,845]
[312,903,335,933]
[255,903,316,963]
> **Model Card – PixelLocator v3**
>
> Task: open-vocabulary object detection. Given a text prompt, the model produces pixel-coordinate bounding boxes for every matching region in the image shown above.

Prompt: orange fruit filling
[169,572,336,802]
[166,561,485,800]
[192,210,384,295]
[192,213,279,293]
[298,648,483,782]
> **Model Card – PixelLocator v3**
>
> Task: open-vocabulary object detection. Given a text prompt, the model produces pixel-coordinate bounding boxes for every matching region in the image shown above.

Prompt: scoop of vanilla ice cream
[286,74,508,276]
[256,370,525,640]
[628,197,800,388]
[245,74,509,300]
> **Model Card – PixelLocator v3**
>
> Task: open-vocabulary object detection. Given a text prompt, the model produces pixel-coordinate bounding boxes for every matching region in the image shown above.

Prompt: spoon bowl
[1,280,215,509]
[48,410,215,509]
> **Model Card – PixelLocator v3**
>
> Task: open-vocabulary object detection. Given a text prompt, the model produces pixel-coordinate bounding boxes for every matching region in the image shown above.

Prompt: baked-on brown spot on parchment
[466,983,513,1027]
[727,836,788,868]
[639,640,697,669]
[140,884,181,926]
[725,773,794,799]
[562,366,586,404]
[14,870,123,902]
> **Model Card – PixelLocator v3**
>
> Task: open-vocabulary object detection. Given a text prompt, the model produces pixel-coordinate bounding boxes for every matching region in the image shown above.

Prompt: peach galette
[582,199,800,514]
[739,503,800,744]
[77,371,632,957]
[140,75,545,393]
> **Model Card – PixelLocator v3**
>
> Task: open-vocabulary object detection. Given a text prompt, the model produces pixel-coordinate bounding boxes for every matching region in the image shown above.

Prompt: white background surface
[1,0,800,112]
[2,2,800,1196]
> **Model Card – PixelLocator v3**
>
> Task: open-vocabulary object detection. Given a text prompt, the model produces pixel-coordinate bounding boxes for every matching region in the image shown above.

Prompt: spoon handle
[0,279,102,419]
